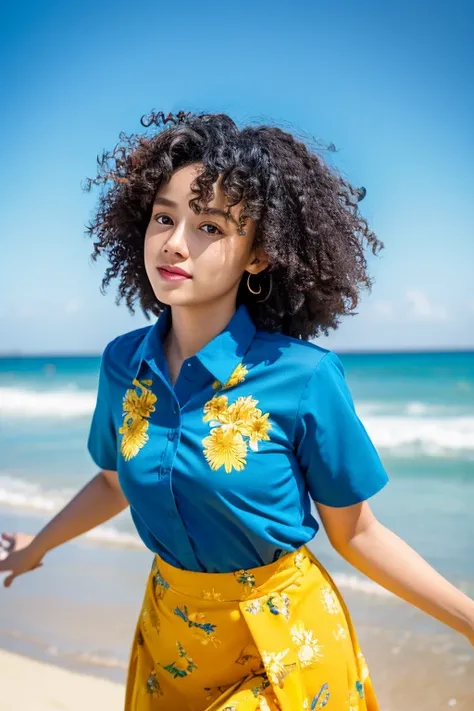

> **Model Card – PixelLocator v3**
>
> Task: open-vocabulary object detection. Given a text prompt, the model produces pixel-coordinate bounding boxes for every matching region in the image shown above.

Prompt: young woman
[1,111,473,711]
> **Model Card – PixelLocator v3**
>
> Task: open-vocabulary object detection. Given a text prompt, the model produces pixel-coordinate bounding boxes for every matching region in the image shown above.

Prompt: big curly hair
[83,110,383,340]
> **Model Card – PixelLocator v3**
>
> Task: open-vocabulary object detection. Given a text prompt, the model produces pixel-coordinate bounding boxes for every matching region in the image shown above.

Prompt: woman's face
[144,163,266,308]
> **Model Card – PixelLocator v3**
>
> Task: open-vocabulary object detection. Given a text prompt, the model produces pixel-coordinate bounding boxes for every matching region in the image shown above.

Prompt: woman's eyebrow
[153,196,177,207]
[153,196,239,227]
[203,206,239,227]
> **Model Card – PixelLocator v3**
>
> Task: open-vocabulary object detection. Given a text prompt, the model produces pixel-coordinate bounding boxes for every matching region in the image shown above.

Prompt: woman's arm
[317,501,474,644]
[0,470,129,587]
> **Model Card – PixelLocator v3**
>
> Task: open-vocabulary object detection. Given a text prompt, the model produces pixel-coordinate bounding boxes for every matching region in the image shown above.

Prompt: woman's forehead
[155,164,246,222]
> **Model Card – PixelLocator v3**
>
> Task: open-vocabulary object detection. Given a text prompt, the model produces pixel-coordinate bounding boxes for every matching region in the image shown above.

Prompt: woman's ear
[246,249,269,275]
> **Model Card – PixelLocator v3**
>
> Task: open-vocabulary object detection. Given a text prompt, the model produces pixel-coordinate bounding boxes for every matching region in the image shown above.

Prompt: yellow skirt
[125,546,379,710]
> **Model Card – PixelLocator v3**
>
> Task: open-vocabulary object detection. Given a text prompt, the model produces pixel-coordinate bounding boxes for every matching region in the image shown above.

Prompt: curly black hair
[83,110,383,340]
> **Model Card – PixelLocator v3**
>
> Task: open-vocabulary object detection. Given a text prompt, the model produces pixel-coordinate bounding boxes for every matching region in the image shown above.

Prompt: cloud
[405,289,447,321]
[372,290,450,323]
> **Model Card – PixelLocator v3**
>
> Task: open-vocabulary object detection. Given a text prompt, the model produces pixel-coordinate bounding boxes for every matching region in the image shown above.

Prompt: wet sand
[361,625,474,711]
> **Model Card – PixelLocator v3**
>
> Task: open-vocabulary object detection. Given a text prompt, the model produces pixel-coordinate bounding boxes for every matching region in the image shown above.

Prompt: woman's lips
[157,267,192,281]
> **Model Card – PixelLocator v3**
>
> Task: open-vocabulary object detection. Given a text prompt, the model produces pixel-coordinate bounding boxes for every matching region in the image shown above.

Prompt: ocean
[0,350,473,704]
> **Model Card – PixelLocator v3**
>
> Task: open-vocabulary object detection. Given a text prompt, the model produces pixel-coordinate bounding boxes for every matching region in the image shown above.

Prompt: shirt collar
[137,303,257,385]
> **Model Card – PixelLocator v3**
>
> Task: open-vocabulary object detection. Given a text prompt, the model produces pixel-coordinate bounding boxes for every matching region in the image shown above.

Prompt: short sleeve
[87,342,118,471]
[294,351,389,507]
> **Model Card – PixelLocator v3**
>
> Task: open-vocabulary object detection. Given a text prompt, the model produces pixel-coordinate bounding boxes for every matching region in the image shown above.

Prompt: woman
[1,110,473,711]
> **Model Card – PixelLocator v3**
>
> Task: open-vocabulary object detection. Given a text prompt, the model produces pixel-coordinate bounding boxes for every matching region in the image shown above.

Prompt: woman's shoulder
[101,325,154,373]
[253,328,339,380]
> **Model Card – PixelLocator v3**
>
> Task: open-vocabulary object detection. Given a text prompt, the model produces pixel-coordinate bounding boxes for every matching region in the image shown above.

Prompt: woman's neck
[164,299,237,368]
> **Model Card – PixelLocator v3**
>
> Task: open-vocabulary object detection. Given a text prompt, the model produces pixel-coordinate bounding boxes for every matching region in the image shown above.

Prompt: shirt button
[167,509,174,519]
[172,403,178,414]
[162,467,171,477]
[167,430,177,441]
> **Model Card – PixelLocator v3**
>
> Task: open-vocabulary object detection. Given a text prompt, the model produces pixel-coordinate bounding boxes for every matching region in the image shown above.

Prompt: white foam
[85,524,142,548]
[0,386,96,418]
[0,475,72,512]
[358,400,469,417]
[1,385,473,457]
[363,415,474,457]
[332,572,394,597]
[0,475,142,548]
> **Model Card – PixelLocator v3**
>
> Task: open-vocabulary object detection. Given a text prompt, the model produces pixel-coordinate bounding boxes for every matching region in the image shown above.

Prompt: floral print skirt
[125,546,379,711]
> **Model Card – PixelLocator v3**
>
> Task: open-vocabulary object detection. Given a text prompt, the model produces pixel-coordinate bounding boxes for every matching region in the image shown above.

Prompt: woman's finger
[0,533,15,551]
[3,573,16,588]
[0,555,12,570]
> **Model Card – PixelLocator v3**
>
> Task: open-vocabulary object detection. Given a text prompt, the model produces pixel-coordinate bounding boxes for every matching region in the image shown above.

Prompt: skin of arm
[0,470,128,587]
[317,500,474,645]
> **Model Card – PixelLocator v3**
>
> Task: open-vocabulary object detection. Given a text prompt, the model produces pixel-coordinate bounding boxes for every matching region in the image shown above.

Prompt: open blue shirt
[88,304,389,573]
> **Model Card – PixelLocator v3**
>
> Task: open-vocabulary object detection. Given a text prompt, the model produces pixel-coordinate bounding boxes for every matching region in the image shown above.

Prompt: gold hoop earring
[247,273,262,295]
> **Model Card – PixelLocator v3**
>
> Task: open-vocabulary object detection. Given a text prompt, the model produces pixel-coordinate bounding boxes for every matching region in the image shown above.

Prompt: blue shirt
[88,304,389,573]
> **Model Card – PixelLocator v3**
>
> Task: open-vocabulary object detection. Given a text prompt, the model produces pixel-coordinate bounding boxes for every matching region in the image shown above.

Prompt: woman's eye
[201,223,222,235]
[155,214,173,225]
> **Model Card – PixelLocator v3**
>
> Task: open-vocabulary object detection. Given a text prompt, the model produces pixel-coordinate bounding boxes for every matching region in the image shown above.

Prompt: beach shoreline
[0,648,124,711]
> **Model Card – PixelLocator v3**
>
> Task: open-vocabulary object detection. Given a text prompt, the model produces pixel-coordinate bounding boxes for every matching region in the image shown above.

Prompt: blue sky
[1,0,473,354]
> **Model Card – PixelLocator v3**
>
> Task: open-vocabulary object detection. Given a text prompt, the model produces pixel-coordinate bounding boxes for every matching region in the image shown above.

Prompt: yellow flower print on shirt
[219,395,259,429]
[290,621,324,667]
[202,365,272,473]
[203,394,229,423]
[212,362,248,390]
[119,378,157,460]
[202,426,247,473]
[123,380,156,418]
[119,417,149,461]
[246,411,271,452]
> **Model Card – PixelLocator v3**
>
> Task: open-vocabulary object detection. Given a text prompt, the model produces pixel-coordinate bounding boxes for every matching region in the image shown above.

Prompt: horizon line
[1,347,474,358]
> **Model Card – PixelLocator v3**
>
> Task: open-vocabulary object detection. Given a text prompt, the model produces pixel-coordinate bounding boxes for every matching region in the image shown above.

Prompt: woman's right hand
[0,532,44,588]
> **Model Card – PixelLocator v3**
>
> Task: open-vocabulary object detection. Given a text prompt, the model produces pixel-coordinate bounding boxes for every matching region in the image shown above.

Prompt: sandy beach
[0,649,124,711]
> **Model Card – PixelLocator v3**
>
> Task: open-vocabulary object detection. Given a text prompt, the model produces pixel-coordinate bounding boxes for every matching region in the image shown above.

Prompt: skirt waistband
[152,546,313,602]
